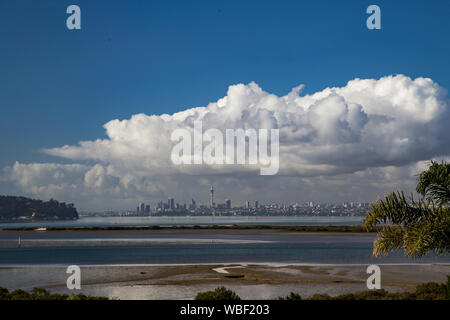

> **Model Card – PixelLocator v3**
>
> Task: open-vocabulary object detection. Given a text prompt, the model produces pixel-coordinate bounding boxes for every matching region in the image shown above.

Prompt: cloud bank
[2,75,449,209]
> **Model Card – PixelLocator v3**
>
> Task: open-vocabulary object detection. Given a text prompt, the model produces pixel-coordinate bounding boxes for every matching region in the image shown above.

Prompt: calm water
[0,232,448,265]
[0,216,365,229]
[1,216,447,266]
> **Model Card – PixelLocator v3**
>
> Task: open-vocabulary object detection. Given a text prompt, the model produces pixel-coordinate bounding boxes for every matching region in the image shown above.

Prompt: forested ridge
[0,196,78,220]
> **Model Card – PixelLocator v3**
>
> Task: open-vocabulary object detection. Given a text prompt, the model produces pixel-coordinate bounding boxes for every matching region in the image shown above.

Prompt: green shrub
[0,287,9,299]
[307,293,332,300]
[446,276,450,299]
[277,277,450,300]
[0,286,107,300]
[414,282,447,300]
[278,292,302,300]
[195,286,241,300]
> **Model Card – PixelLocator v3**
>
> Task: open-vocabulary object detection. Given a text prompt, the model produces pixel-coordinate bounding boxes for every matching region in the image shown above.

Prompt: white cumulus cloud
[2,75,449,209]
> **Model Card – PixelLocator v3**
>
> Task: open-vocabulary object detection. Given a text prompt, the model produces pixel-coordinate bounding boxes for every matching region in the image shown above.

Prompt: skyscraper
[168,198,175,210]
[226,199,231,209]
[210,185,214,208]
[189,199,197,210]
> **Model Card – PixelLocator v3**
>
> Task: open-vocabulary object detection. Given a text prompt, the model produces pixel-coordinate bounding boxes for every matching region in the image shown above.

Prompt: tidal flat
[1,263,449,300]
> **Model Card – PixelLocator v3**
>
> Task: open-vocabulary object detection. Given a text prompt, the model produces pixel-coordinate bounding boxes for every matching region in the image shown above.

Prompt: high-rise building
[140,203,145,215]
[210,185,214,208]
[168,198,175,210]
[189,199,197,210]
[225,199,231,209]
[245,201,251,209]
[254,201,259,208]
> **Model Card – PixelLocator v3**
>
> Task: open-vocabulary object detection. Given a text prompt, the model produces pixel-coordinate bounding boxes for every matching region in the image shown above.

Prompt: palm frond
[416,160,450,206]
[365,160,450,258]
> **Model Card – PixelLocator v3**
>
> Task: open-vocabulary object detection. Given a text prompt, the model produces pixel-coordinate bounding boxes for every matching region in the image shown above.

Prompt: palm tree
[364,161,449,258]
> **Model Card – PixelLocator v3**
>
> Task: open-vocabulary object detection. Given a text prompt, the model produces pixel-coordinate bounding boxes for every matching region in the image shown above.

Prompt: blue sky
[0,1,449,209]
[0,0,449,168]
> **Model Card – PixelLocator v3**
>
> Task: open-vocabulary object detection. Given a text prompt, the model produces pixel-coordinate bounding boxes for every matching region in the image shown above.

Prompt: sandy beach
[1,263,448,300]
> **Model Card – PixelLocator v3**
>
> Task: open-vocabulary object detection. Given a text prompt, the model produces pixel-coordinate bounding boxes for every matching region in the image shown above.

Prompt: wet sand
[0,263,448,300]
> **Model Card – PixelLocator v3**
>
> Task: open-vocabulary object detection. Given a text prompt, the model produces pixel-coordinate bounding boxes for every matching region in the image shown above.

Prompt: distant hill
[0,196,78,221]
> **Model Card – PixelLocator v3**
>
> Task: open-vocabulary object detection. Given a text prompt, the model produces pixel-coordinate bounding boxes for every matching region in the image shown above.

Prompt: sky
[0,0,449,210]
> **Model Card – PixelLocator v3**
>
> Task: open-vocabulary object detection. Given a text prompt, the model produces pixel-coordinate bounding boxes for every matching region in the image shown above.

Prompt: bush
[278,292,302,300]
[335,289,394,300]
[446,276,450,299]
[277,277,450,300]
[0,287,9,300]
[307,293,332,300]
[414,281,447,300]
[9,289,32,300]
[195,286,241,300]
[0,287,108,300]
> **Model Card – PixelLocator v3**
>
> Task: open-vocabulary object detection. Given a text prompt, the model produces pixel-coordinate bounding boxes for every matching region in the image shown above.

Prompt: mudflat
[0,263,448,300]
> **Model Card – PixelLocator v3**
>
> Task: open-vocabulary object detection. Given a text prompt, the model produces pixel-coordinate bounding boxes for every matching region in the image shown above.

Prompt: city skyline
[129,184,371,216]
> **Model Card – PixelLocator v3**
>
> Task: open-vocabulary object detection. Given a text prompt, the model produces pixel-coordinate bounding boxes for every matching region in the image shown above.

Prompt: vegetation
[195,286,241,300]
[0,287,108,300]
[0,196,78,221]
[364,161,450,258]
[196,279,450,301]
[278,276,450,300]
[4,279,450,301]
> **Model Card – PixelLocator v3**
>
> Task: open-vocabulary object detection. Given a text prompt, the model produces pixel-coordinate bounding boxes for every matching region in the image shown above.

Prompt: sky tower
[210,185,214,208]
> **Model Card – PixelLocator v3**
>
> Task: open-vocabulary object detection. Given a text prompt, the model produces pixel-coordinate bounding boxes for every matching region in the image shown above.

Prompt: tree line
[0,196,78,220]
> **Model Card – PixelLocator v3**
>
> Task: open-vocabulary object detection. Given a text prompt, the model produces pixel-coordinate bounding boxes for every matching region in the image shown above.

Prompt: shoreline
[1,262,449,268]
[0,224,378,233]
